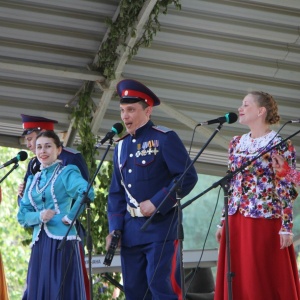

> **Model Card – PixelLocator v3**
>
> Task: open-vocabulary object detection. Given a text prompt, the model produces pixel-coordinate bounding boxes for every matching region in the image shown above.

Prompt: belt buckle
[128,206,136,217]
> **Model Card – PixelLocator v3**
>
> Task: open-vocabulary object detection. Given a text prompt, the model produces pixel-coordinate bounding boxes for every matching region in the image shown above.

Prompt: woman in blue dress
[18,130,94,300]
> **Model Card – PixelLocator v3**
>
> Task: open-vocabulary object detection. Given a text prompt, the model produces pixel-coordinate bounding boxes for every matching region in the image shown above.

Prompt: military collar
[132,120,154,139]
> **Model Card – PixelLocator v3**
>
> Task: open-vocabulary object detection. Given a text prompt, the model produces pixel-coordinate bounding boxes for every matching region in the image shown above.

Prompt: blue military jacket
[107,120,198,247]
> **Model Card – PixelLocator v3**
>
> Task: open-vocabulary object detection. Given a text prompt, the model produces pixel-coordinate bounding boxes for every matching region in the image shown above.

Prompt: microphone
[95,123,124,148]
[289,119,300,123]
[0,151,28,169]
[198,112,238,126]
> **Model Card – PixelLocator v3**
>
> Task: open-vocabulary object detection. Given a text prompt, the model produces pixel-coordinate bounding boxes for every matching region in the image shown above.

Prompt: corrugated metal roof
[0,0,299,176]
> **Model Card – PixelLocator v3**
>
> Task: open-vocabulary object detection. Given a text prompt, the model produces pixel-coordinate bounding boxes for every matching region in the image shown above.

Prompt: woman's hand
[215,227,223,243]
[41,209,56,223]
[272,154,285,173]
[280,234,293,249]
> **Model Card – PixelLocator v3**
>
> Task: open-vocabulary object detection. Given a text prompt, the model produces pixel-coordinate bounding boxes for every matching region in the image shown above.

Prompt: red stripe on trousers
[171,240,182,300]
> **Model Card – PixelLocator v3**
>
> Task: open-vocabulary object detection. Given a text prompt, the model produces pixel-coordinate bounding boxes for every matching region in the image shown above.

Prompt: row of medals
[136,140,159,157]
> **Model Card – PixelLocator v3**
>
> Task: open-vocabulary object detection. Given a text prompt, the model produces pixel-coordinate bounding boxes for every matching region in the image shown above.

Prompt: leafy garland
[97,0,181,79]
[72,1,181,298]
[72,84,118,298]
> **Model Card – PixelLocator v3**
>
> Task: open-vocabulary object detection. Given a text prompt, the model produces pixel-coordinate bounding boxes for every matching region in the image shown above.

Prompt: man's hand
[105,231,121,251]
[105,233,113,251]
[140,200,156,217]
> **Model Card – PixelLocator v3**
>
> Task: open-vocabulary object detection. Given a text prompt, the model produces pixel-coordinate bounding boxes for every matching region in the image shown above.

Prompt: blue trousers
[121,240,181,300]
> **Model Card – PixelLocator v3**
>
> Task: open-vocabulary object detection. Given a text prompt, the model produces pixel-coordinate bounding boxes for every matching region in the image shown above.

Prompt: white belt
[127,204,144,217]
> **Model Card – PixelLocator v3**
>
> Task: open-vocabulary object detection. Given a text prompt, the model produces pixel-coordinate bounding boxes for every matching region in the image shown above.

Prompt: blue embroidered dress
[18,161,94,300]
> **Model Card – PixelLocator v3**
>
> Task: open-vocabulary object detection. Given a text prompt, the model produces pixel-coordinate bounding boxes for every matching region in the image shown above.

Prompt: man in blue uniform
[106,79,198,299]
[17,114,91,300]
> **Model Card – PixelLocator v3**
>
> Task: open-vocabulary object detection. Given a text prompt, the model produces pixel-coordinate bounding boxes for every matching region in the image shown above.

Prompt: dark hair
[249,91,280,125]
[36,130,62,148]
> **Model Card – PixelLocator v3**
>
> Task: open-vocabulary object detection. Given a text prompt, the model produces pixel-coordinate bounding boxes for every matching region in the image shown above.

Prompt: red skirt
[214,212,300,300]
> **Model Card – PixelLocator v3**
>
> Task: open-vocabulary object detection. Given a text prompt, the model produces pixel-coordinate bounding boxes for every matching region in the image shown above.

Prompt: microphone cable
[182,123,220,298]
[184,186,222,298]
[142,207,178,300]
[182,123,224,297]
[142,124,200,300]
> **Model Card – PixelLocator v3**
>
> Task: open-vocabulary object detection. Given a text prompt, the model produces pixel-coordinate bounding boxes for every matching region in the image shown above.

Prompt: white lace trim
[40,159,62,170]
[237,130,277,153]
[28,162,65,214]
[30,225,81,247]
[36,164,61,195]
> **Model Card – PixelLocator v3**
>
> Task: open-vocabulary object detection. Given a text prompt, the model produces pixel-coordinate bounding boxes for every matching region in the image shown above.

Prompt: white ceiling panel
[0,0,299,176]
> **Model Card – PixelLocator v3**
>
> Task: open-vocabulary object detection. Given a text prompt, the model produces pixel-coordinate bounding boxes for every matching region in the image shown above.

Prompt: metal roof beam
[90,0,160,134]
[0,60,105,82]
[159,102,230,149]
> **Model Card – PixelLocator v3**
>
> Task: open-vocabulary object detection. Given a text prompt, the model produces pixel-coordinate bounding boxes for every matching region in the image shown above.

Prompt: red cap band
[122,89,154,107]
[23,121,55,131]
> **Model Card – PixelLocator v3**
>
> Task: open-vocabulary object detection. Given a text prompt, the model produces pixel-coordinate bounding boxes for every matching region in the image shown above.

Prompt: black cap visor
[120,97,145,104]
[22,127,41,136]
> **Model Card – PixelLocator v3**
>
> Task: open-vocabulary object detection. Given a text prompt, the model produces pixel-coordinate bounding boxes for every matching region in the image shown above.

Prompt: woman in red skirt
[215,91,300,300]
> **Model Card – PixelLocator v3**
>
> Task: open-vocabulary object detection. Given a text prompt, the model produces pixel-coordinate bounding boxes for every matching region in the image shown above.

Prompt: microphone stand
[181,127,300,300]
[220,178,234,300]
[101,273,124,292]
[0,163,19,184]
[182,127,300,209]
[141,122,225,300]
[57,138,115,300]
[175,189,185,297]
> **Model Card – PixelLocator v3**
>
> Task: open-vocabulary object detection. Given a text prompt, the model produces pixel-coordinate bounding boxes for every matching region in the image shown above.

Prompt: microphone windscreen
[112,123,124,134]
[227,112,238,124]
[18,151,28,161]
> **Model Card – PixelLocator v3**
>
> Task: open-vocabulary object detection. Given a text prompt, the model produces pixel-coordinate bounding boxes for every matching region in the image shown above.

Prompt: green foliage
[97,0,181,80]
[72,83,97,174]
[0,147,32,299]
[72,83,124,298]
